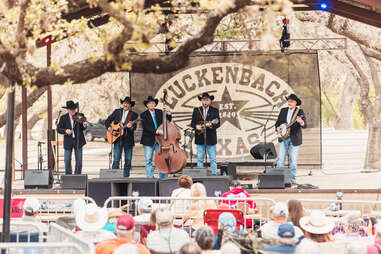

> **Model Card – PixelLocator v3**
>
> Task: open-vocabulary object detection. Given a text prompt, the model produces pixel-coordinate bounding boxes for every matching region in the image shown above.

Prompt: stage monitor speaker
[250,142,277,159]
[158,178,179,196]
[87,180,112,206]
[128,178,158,196]
[24,170,53,189]
[100,169,124,179]
[60,174,88,190]
[258,173,285,189]
[220,163,237,179]
[265,167,291,187]
[182,167,207,178]
[193,176,232,197]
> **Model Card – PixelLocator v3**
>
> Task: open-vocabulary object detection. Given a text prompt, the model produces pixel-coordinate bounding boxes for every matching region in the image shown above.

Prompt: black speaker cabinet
[158,178,179,196]
[128,178,158,197]
[193,176,232,197]
[220,163,237,179]
[258,173,285,189]
[87,181,113,207]
[24,170,53,189]
[61,174,88,190]
[250,142,277,159]
[265,167,291,187]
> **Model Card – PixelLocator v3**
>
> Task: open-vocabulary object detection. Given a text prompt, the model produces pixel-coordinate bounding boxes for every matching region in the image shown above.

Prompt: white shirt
[147,227,190,253]
[149,110,156,124]
[122,110,129,123]
[287,107,295,124]
[203,107,208,118]
[170,188,192,216]
[133,213,151,225]
[261,220,304,241]
[69,114,75,138]
[75,230,115,244]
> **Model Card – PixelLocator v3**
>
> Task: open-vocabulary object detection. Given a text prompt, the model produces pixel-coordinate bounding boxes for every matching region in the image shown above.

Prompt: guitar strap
[197,107,206,121]
[290,107,300,125]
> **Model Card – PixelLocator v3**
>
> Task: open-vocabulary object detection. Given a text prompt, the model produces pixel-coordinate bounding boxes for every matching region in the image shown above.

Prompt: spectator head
[156,208,173,228]
[178,175,193,189]
[116,214,135,239]
[23,198,40,217]
[299,210,334,243]
[138,197,153,214]
[273,202,289,223]
[76,203,108,232]
[178,243,202,254]
[194,226,214,250]
[346,241,367,254]
[221,242,241,254]
[277,223,298,246]
[113,243,139,254]
[343,212,362,233]
[190,183,207,198]
[72,199,86,217]
[230,180,241,188]
[218,212,237,232]
[287,199,305,228]
[295,239,319,254]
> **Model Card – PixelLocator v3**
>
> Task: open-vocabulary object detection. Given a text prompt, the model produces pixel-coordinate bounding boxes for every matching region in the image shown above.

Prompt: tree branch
[15,0,31,58]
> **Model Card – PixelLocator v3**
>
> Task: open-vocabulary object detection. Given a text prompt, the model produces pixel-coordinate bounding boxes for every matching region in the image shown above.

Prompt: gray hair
[116,228,134,238]
[221,242,241,254]
[194,226,214,250]
[178,243,202,254]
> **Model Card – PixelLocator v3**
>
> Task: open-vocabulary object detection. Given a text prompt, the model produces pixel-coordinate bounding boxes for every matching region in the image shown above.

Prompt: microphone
[55,110,62,125]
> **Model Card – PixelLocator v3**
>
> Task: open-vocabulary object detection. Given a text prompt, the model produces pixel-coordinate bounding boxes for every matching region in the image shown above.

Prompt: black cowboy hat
[144,96,159,107]
[120,96,135,107]
[62,100,78,110]
[285,94,302,106]
[198,92,214,101]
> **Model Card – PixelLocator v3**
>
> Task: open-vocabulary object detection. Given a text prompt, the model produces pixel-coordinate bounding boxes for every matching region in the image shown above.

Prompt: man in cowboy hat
[57,100,87,175]
[105,97,138,177]
[140,95,172,178]
[275,94,307,184]
[190,92,220,175]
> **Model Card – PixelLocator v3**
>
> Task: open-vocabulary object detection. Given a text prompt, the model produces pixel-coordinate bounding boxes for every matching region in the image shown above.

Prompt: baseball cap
[23,197,40,214]
[156,208,173,226]
[117,214,135,231]
[138,197,153,211]
[273,202,289,216]
[218,212,237,232]
[278,223,295,238]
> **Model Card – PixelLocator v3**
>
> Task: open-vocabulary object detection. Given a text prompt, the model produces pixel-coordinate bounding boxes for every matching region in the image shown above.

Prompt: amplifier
[24,170,53,189]
[265,167,291,187]
[61,174,88,190]
[258,173,285,189]
[182,167,207,177]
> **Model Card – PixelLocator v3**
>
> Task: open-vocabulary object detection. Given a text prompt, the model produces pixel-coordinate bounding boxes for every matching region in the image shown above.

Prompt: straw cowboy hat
[299,210,335,235]
[120,96,135,107]
[76,203,108,232]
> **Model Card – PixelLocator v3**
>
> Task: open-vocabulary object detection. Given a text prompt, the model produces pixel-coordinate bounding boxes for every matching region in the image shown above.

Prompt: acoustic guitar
[196,118,219,134]
[107,117,141,144]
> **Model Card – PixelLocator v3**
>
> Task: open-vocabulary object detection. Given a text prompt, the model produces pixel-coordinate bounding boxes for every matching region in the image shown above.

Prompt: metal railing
[0,221,45,242]
[0,242,84,254]
[48,223,95,254]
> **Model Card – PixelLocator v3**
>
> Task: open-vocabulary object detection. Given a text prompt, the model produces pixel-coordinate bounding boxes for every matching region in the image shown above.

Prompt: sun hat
[156,208,173,226]
[116,214,135,231]
[278,223,295,238]
[75,203,108,232]
[218,212,237,232]
[23,197,40,214]
[138,197,153,212]
[273,202,289,217]
[299,210,335,234]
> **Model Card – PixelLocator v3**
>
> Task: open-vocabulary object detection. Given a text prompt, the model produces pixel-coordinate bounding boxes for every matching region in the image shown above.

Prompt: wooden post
[22,86,27,177]
[47,43,55,170]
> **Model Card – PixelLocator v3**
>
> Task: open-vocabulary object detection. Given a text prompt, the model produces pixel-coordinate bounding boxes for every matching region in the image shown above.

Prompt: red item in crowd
[117,214,135,231]
[140,225,156,244]
[221,188,256,209]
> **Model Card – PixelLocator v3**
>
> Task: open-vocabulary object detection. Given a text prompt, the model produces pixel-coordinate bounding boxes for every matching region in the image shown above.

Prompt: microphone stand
[261,105,276,170]
[202,106,208,171]
[55,110,62,173]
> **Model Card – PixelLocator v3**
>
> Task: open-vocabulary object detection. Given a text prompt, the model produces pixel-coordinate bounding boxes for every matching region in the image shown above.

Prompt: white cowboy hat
[299,210,335,235]
[75,203,108,232]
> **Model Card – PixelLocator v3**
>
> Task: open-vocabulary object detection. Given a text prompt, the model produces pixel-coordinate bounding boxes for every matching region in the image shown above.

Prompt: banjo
[277,108,303,140]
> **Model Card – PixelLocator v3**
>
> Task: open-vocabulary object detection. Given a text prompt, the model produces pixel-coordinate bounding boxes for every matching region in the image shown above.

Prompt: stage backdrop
[131,51,321,167]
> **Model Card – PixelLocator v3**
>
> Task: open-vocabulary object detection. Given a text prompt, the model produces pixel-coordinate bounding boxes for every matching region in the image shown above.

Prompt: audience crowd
[6,175,381,254]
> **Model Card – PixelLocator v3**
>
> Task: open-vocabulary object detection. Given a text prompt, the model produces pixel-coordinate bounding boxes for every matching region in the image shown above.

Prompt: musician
[140,96,172,179]
[105,97,138,177]
[275,94,307,184]
[191,92,220,176]
[57,101,87,175]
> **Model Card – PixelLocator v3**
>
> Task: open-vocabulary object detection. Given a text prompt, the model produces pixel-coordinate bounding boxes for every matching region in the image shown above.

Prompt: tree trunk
[0,87,47,128]
[334,78,357,129]
[27,109,45,140]
[364,120,381,169]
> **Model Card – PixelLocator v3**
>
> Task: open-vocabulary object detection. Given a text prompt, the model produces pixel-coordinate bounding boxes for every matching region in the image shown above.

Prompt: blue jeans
[197,144,217,175]
[144,143,167,179]
[112,141,133,177]
[64,146,82,175]
[276,137,299,181]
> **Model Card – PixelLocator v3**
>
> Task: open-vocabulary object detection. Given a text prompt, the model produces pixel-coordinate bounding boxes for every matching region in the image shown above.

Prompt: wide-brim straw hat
[299,210,335,235]
[76,203,108,232]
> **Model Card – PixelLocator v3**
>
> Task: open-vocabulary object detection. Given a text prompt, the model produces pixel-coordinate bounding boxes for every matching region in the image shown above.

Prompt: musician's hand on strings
[108,127,112,132]
[163,106,171,113]
[126,122,132,129]
[296,116,304,125]
[65,129,72,135]
[205,122,212,128]
[196,124,202,131]
[276,126,281,133]
[83,121,88,126]
[156,129,163,136]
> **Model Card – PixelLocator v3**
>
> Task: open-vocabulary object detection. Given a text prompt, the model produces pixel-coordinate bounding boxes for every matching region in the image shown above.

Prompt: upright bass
[154,89,187,174]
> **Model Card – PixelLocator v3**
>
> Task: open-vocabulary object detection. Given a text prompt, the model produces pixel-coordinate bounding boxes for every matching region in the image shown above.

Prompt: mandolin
[107,117,141,144]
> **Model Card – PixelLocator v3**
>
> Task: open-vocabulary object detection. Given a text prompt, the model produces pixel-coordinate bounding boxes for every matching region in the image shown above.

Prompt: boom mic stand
[261,104,276,171]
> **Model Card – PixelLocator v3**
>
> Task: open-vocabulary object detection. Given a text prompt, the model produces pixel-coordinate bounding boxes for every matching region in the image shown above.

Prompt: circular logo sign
[155,63,294,159]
